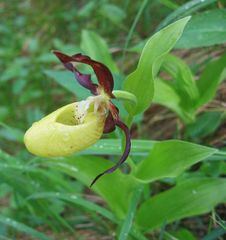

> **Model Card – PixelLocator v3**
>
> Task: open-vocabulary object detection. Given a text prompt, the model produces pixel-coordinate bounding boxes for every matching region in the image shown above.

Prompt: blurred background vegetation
[0,0,226,239]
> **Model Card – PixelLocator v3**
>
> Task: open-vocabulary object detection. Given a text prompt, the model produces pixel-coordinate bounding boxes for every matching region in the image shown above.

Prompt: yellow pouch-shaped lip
[24,102,105,157]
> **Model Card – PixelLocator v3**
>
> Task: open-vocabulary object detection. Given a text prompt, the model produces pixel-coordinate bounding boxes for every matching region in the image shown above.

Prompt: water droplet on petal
[47,123,56,131]
[63,133,70,142]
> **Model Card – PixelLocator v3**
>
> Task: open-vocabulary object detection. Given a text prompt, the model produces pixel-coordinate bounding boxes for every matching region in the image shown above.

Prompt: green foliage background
[0,1,226,239]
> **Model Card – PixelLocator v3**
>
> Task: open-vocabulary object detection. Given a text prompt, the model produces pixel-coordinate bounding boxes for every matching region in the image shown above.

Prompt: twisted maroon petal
[72,53,114,97]
[53,50,114,97]
[90,119,131,187]
[103,112,116,133]
[103,102,119,133]
[53,51,98,95]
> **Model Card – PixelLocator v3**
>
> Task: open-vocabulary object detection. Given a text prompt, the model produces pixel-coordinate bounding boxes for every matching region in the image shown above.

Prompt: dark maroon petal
[53,50,114,97]
[103,102,119,133]
[53,50,98,95]
[103,112,116,133]
[53,50,72,62]
[72,53,114,97]
[90,119,131,187]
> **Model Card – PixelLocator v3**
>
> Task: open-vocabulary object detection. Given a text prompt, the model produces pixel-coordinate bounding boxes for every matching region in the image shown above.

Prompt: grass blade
[27,192,117,223]
[122,0,148,59]
[0,216,51,240]
[118,185,144,240]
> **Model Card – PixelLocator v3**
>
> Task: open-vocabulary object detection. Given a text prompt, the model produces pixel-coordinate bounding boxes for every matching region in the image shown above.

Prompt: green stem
[126,114,134,128]
[112,90,137,106]
[127,156,137,173]
[112,90,136,127]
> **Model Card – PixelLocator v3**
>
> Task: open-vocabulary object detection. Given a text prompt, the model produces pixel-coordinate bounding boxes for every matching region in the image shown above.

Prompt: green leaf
[100,4,126,25]
[162,54,199,107]
[135,140,217,183]
[157,54,201,123]
[165,228,198,240]
[186,111,225,139]
[45,70,89,100]
[136,178,226,230]
[43,156,137,218]
[81,139,225,162]
[78,2,95,18]
[153,78,194,123]
[157,0,217,31]
[81,30,119,73]
[196,54,226,108]
[200,161,226,178]
[159,0,179,10]
[82,139,156,156]
[176,9,226,48]
[0,216,51,240]
[123,16,190,115]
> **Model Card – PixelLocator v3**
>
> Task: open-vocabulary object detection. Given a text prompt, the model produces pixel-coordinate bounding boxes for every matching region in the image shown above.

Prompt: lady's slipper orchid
[24,50,131,186]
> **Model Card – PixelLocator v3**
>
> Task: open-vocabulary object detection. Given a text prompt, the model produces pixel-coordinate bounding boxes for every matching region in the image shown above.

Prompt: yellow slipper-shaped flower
[24,98,106,157]
[24,50,131,186]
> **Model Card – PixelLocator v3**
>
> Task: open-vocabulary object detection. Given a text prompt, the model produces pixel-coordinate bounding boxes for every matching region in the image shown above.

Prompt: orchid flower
[24,50,132,187]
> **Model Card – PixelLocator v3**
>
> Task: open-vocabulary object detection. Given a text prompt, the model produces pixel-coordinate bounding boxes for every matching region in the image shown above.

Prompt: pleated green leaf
[196,53,226,108]
[153,78,192,122]
[123,16,190,115]
[83,139,156,156]
[161,54,199,107]
[176,9,226,48]
[136,178,226,231]
[135,140,217,183]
